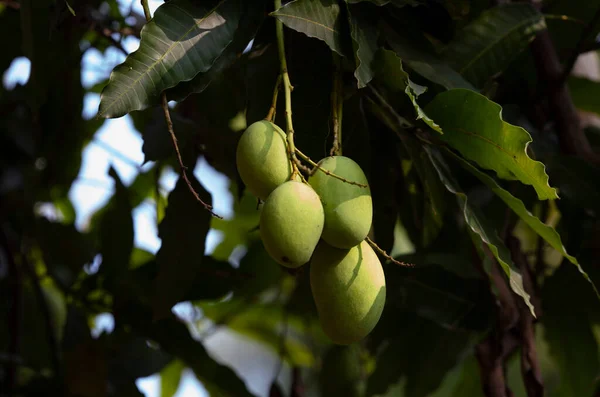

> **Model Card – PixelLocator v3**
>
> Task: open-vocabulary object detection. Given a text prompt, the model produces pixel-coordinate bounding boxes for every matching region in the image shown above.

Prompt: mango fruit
[308,156,372,248]
[310,240,386,345]
[236,120,291,200]
[260,181,324,268]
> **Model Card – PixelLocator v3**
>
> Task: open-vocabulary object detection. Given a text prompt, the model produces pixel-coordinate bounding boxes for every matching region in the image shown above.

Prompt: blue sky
[2,1,285,395]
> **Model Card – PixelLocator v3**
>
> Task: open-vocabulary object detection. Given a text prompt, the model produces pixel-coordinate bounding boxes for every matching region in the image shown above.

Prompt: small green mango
[310,240,386,345]
[236,120,291,200]
[260,181,324,268]
[308,156,372,249]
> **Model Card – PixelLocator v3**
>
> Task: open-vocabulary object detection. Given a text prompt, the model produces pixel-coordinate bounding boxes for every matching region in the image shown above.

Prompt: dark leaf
[99,167,134,283]
[36,218,96,287]
[346,2,379,88]
[425,147,535,316]
[542,263,600,397]
[367,312,477,397]
[442,4,546,87]
[153,175,214,318]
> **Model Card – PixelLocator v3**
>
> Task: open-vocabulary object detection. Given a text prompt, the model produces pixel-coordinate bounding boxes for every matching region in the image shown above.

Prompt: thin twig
[274,0,300,179]
[265,75,282,122]
[330,54,343,156]
[294,148,368,187]
[139,2,220,218]
[161,94,221,218]
[140,0,151,21]
[365,237,414,267]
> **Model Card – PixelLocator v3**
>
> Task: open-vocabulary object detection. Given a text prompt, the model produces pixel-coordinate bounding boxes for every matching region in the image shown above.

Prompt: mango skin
[236,120,292,200]
[260,181,324,268]
[310,240,386,345]
[308,156,372,249]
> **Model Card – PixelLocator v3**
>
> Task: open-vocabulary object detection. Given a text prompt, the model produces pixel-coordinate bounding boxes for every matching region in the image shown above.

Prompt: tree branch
[507,237,544,397]
[529,9,600,165]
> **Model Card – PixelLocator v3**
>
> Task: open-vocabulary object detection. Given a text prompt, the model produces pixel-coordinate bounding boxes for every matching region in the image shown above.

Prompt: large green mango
[260,181,324,268]
[236,120,291,200]
[310,240,386,345]
[308,156,372,248]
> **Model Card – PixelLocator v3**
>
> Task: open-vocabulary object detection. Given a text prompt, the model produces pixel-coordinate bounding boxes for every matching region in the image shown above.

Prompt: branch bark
[508,237,544,397]
[529,8,600,165]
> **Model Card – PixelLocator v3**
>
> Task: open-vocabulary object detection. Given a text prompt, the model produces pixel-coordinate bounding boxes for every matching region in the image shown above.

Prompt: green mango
[236,120,291,200]
[308,156,372,248]
[260,181,324,268]
[310,240,386,345]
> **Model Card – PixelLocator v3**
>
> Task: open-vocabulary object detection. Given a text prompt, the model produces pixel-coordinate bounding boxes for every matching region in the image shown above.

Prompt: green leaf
[98,0,244,118]
[542,264,600,397]
[347,0,422,6]
[446,149,600,298]
[568,76,600,116]
[346,2,379,88]
[166,3,266,102]
[425,147,535,317]
[119,300,253,396]
[271,0,351,56]
[64,0,76,16]
[211,184,260,261]
[425,89,558,200]
[99,167,134,282]
[442,4,546,87]
[381,21,474,90]
[234,240,282,298]
[375,48,442,133]
[160,360,184,397]
[153,175,213,318]
[200,300,317,367]
[385,263,494,331]
[367,312,477,397]
[36,218,96,287]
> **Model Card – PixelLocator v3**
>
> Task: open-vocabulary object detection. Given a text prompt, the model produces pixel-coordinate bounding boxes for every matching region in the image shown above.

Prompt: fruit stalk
[265,74,282,122]
[295,148,368,188]
[330,54,343,156]
[365,237,413,267]
[274,0,299,178]
[142,0,220,218]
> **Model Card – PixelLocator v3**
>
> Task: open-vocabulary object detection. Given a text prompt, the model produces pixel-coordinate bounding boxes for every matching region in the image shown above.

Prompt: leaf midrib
[271,12,339,34]
[454,9,542,75]
[99,0,229,117]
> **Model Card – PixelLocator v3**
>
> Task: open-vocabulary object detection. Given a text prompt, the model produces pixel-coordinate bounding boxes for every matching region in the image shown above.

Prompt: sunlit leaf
[425,89,558,200]
[160,359,184,397]
[98,0,244,118]
[271,0,351,56]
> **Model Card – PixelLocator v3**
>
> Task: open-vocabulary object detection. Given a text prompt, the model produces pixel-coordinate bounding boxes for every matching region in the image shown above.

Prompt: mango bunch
[236,120,386,345]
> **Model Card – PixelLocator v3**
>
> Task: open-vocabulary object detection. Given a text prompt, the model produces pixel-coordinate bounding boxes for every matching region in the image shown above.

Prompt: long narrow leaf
[98,0,243,118]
